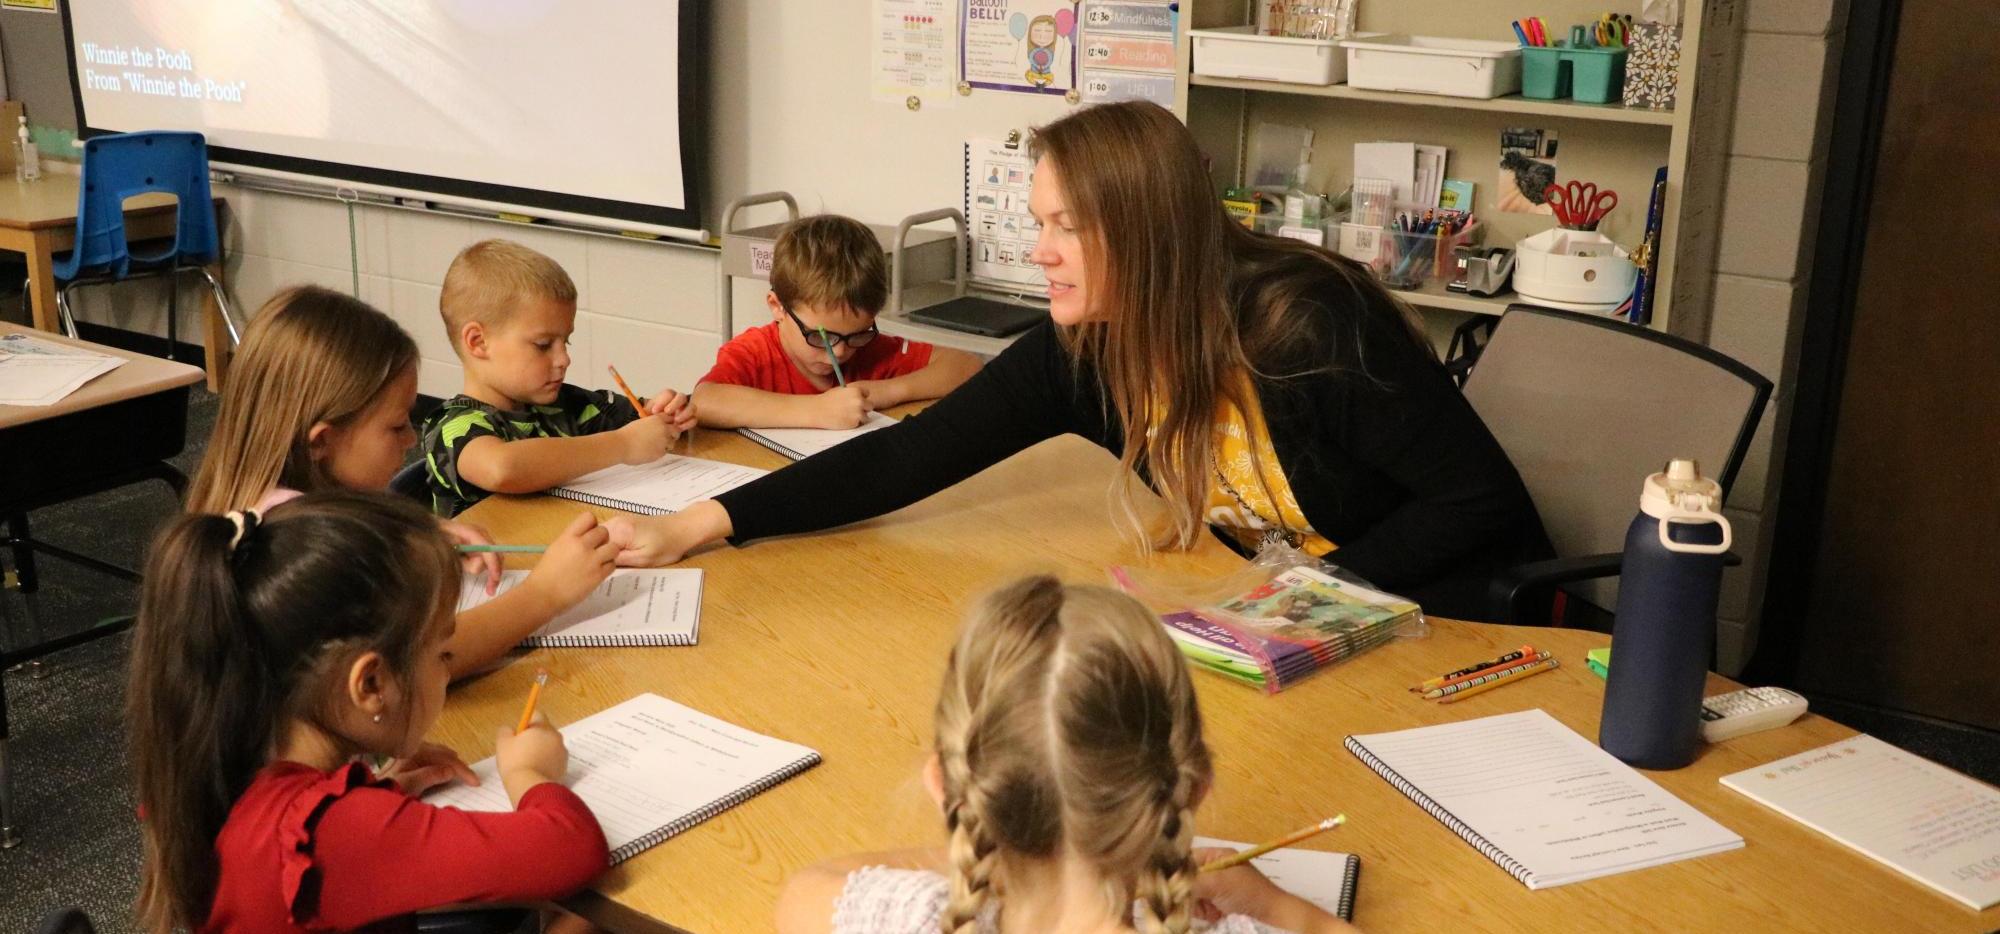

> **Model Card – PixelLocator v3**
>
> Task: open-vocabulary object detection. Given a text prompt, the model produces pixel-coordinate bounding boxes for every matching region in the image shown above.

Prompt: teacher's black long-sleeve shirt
[715,287,1549,621]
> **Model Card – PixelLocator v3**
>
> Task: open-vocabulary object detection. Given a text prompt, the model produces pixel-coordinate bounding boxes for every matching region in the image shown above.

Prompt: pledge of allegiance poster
[961,0,1078,95]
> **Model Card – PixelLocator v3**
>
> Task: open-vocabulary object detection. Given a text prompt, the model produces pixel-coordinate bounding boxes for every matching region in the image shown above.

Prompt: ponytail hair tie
[226,509,261,553]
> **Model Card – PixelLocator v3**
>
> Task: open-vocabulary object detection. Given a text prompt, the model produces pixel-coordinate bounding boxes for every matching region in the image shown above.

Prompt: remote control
[1699,686,1809,743]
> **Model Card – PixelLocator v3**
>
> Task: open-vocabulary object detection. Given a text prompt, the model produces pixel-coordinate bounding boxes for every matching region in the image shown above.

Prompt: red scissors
[1544,180,1619,229]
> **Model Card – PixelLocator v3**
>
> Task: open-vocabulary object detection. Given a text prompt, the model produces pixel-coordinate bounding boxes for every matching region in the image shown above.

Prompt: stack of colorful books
[1158,566,1423,692]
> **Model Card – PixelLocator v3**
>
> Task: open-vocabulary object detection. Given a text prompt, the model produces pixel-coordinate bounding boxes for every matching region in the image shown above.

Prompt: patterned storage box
[1621,23,1681,109]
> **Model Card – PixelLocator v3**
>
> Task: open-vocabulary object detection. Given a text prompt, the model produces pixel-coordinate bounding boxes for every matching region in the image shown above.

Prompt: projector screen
[61,1,705,238]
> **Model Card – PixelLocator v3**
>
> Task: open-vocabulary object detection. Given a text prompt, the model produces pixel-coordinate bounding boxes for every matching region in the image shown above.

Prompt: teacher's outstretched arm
[610,322,1102,566]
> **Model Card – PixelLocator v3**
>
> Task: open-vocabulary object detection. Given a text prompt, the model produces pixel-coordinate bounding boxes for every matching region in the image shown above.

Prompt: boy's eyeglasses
[783,305,878,349]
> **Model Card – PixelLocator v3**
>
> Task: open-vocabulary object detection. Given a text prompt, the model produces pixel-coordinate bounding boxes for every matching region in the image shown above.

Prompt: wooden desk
[1,323,203,848]
[442,432,1998,933]
[0,171,232,389]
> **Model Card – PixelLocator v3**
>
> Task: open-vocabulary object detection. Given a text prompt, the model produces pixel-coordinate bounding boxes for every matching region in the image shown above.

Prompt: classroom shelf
[1394,279,1513,316]
[1188,75,1678,127]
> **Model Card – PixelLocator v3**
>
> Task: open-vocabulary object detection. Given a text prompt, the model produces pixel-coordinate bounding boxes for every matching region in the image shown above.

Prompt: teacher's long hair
[1031,101,1430,551]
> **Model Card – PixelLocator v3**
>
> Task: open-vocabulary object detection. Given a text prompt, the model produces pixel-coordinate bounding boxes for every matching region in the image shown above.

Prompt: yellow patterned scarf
[1199,381,1336,557]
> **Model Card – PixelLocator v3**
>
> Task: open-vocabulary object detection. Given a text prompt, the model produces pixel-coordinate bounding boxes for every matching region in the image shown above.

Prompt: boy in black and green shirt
[419,239,697,517]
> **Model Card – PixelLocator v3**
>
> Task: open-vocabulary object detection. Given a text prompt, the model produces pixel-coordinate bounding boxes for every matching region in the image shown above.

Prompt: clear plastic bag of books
[1109,542,1427,693]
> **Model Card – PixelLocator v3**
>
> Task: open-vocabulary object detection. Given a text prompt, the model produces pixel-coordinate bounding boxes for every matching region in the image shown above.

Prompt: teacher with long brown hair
[615,101,1547,619]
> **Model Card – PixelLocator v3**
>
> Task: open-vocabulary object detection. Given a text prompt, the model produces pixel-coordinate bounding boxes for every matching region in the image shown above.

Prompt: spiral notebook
[457,569,702,648]
[1344,709,1741,889]
[1194,836,1360,921]
[426,693,821,865]
[552,453,766,515]
[739,411,897,461]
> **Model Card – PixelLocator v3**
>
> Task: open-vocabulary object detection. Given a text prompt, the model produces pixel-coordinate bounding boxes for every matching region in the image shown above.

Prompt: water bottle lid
[1640,458,1721,519]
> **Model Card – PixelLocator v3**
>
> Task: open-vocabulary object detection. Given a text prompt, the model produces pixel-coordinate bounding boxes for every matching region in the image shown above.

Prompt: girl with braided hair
[776,575,1359,934]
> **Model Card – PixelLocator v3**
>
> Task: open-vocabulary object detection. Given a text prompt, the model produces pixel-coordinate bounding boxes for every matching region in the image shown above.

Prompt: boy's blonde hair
[440,239,578,352]
[769,215,887,315]
[186,286,419,514]
[935,576,1213,934]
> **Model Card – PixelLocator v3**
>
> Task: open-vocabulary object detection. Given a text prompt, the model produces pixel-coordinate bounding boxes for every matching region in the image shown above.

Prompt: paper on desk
[457,568,702,647]
[0,334,124,406]
[425,693,820,864]
[1195,836,1356,919]
[1347,709,1742,889]
[740,411,896,461]
[1722,734,2000,910]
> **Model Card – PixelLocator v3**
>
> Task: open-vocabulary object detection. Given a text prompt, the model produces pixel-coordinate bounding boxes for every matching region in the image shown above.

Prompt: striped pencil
[1437,658,1561,705]
[1424,653,1553,699]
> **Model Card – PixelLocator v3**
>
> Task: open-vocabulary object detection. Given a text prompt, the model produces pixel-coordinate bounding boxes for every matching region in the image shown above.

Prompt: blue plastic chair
[44,130,240,358]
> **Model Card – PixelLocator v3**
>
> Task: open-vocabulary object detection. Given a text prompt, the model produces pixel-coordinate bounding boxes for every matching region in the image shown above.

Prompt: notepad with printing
[1194,836,1360,921]
[426,693,821,865]
[551,453,765,514]
[457,569,702,648]
[1721,734,2000,910]
[739,411,897,461]
[1344,709,1742,889]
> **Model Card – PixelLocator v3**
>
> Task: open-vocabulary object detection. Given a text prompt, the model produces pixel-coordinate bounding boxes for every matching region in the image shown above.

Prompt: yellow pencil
[514,668,550,735]
[1436,657,1560,705]
[1200,815,1346,873]
[606,364,646,415]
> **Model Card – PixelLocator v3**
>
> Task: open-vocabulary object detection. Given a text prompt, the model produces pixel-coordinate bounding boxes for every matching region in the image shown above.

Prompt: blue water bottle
[1599,459,1733,769]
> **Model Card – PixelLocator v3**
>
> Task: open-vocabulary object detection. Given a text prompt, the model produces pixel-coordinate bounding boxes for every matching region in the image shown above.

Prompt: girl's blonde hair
[129,491,458,933]
[935,576,1213,934]
[1030,101,1432,551]
[186,285,419,513]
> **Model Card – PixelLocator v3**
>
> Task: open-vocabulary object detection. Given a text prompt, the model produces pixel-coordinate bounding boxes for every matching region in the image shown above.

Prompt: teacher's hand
[606,500,734,567]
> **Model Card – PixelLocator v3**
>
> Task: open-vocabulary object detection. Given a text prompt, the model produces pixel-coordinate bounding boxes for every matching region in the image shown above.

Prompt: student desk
[0,323,203,848]
[442,432,1997,933]
[0,171,232,389]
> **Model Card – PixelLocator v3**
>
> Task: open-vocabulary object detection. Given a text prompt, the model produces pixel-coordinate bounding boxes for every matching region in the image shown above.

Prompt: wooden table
[0,170,232,389]
[1,323,203,849]
[443,430,1999,933]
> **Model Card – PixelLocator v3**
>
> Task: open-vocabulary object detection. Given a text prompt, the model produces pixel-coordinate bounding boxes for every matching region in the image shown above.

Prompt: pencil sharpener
[1448,246,1515,297]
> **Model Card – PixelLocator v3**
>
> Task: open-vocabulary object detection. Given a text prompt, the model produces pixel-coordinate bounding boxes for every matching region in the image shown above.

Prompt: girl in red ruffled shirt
[127,490,610,933]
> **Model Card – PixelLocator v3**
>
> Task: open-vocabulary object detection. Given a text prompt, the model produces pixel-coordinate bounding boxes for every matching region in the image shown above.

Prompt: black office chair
[389,459,431,507]
[1458,305,1772,626]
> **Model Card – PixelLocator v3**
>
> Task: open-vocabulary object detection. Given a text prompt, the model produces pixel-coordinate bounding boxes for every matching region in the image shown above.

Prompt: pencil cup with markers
[1371,211,1482,292]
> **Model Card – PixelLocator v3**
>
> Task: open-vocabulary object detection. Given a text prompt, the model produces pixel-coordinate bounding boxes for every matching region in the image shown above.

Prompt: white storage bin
[1340,35,1523,99]
[1512,228,1636,307]
[1193,27,1384,86]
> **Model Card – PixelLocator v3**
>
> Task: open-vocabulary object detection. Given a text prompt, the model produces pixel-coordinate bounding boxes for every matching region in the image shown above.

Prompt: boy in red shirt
[695,214,982,429]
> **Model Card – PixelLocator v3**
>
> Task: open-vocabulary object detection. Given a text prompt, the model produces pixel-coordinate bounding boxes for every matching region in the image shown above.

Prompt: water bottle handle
[1657,509,1732,554]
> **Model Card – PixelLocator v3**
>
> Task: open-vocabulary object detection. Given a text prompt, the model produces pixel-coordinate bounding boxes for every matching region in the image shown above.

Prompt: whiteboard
[62,0,705,237]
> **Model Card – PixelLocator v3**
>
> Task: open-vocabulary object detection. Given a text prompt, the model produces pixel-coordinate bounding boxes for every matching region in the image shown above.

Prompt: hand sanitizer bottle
[15,116,40,182]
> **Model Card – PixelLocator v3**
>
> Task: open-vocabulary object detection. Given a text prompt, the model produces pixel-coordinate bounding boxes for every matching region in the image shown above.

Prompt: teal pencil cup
[1520,46,1571,99]
[1565,46,1627,103]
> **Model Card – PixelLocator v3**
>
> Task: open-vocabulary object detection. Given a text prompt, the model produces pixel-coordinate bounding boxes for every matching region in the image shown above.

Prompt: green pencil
[456,544,546,554]
[818,327,847,387]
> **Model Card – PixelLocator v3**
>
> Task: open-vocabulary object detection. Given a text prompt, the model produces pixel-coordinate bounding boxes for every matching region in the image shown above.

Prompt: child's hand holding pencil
[495,669,570,807]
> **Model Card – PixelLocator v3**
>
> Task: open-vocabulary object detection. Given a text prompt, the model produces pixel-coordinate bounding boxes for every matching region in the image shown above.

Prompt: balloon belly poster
[961,0,1078,95]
